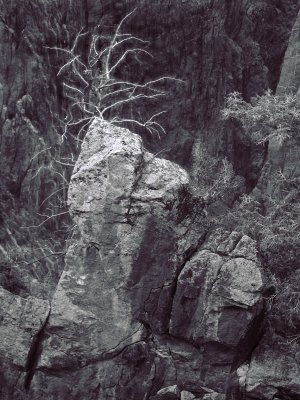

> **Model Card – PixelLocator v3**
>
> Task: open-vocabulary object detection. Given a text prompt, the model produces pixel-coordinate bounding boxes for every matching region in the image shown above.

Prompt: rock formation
[0,1,300,399]
[1,120,265,399]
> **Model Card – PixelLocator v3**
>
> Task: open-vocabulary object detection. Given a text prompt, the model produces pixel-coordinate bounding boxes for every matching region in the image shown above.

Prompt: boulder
[170,230,263,391]
[153,385,181,399]
[181,390,196,400]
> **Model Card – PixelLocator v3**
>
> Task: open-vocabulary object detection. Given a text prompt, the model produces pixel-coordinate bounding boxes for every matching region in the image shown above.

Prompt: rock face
[0,0,298,299]
[256,10,300,198]
[170,231,263,392]
[228,10,300,400]
[124,0,299,189]
[0,287,50,398]
[0,1,300,399]
[277,10,300,95]
[1,120,262,400]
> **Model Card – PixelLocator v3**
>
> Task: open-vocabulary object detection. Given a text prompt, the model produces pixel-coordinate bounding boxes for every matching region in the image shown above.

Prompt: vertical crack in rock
[168,230,209,334]
[11,371,23,398]
[145,357,158,400]
[232,304,266,371]
[226,304,267,400]
[24,304,51,391]
[125,149,145,224]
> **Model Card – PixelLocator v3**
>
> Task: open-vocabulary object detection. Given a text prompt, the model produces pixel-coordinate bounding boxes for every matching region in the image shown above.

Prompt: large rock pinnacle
[39,119,190,369]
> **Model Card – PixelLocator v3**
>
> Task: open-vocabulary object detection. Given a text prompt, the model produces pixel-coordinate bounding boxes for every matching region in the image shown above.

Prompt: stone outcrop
[230,10,300,400]
[0,0,298,303]
[0,120,263,399]
[0,117,299,399]
[170,230,263,393]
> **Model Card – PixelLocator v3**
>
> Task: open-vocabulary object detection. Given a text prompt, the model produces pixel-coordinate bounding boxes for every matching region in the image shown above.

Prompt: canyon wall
[0,1,300,399]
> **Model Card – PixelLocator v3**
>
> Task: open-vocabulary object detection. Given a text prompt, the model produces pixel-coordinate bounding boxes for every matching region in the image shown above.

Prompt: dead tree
[50,10,181,142]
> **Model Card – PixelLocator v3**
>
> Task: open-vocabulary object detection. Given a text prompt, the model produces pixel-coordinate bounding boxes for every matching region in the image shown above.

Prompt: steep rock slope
[0,0,87,300]
[121,0,299,187]
[277,10,300,95]
[268,10,300,189]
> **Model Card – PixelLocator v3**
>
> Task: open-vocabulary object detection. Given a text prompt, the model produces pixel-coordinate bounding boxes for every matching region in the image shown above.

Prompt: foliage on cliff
[222,90,300,337]
[223,90,300,144]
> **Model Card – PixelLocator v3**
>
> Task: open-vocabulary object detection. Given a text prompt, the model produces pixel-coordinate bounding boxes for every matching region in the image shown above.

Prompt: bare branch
[21,211,69,229]
[102,93,164,116]
[58,55,80,76]
[55,8,180,144]
[71,27,88,53]
[107,48,153,77]
[39,186,68,208]
[20,251,66,266]
[63,82,84,96]
[29,146,52,163]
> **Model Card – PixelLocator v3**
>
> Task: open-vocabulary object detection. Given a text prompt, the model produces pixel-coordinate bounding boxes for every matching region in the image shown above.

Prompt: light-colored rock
[181,390,196,400]
[155,384,181,399]
[202,392,224,400]
[39,119,190,370]
[170,249,224,342]
[18,122,266,399]
[236,363,249,389]
[230,235,258,262]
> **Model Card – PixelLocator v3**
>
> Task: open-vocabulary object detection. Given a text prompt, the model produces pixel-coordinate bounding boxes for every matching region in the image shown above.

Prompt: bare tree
[26,10,181,230]
[49,10,181,142]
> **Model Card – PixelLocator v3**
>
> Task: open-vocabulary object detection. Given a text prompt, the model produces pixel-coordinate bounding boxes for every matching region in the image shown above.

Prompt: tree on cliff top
[50,10,180,143]
[29,10,180,229]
